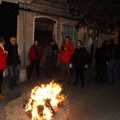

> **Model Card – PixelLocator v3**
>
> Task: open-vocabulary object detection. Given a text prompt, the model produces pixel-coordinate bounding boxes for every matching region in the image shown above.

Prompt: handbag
[3,68,8,77]
[69,63,73,68]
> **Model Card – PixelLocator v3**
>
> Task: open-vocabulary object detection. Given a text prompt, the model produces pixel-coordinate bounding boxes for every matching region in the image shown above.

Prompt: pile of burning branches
[23,81,66,120]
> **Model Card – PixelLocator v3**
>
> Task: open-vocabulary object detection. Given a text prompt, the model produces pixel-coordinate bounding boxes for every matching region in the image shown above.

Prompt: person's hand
[5,51,8,54]
[85,64,89,69]
[28,60,31,63]
[64,47,67,50]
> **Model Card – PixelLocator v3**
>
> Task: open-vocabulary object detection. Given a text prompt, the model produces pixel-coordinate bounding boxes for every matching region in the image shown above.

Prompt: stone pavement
[0,63,120,120]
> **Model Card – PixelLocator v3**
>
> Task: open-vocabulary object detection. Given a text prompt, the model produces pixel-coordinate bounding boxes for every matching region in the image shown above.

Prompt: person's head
[10,37,16,46]
[49,39,54,45]
[52,40,56,45]
[76,40,83,48]
[0,37,6,46]
[65,36,70,44]
[34,40,39,46]
[102,40,109,47]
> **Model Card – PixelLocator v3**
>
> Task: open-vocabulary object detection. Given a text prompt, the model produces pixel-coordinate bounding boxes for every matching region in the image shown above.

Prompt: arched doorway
[34,17,57,67]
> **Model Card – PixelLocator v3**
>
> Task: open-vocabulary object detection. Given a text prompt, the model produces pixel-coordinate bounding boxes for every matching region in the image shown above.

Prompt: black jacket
[5,44,19,65]
[95,47,107,71]
[107,43,120,61]
[72,47,89,67]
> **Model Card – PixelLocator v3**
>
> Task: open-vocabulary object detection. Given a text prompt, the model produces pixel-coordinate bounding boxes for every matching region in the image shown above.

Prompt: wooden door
[35,30,53,67]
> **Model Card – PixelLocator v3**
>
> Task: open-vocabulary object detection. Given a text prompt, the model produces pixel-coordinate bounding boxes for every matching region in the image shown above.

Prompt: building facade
[0,0,119,67]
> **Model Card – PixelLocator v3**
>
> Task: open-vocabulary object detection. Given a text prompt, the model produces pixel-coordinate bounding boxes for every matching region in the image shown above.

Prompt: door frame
[33,16,58,43]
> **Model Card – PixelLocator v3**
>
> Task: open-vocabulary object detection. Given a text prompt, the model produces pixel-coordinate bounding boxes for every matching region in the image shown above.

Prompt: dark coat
[72,47,89,68]
[45,44,54,58]
[52,44,58,59]
[5,44,19,65]
[107,43,120,61]
[95,47,107,72]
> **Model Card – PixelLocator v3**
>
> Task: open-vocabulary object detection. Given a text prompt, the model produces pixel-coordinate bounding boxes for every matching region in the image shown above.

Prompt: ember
[24,81,65,120]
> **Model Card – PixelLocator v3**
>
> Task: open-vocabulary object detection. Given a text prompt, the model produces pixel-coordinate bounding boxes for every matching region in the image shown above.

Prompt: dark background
[0,1,19,44]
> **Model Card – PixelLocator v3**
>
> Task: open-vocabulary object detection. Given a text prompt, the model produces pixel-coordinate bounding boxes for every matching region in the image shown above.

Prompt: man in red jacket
[59,36,74,83]
[28,40,42,79]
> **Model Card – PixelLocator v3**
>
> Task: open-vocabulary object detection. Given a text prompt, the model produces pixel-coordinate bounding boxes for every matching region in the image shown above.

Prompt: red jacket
[0,47,8,69]
[59,43,74,62]
[28,45,43,60]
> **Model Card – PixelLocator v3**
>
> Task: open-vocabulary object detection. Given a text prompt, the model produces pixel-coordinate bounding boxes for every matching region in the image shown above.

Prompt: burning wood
[45,99,55,116]
[23,81,66,120]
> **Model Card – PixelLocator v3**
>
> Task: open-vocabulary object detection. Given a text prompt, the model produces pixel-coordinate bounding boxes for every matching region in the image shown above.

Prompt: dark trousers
[95,70,105,83]
[74,66,84,85]
[7,65,18,87]
[0,70,3,94]
[45,57,53,78]
[28,60,40,79]
[60,61,71,82]
[107,59,118,86]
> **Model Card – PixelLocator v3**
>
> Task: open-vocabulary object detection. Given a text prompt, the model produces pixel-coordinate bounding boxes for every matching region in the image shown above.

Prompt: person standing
[72,40,89,87]
[45,39,54,79]
[0,37,8,98]
[28,40,43,79]
[95,40,108,83]
[6,37,19,90]
[107,39,119,86]
[52,40,58,73]
[59,36,74,83]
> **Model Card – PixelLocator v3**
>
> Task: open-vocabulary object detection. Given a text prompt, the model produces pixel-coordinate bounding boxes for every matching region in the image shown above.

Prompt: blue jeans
[107,59,118,86]
[7,65,18,87]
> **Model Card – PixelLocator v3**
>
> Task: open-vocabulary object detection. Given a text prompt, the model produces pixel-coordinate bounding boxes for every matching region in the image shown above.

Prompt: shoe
[0,94,6,99]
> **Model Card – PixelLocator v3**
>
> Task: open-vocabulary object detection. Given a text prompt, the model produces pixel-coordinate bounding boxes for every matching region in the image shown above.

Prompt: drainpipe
[23,0,26,68]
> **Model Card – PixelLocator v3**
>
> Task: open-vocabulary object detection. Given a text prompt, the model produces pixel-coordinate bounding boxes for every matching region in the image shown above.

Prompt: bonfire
[24,81,66,120]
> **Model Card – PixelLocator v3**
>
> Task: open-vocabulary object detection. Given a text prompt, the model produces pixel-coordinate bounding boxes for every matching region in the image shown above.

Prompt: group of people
[44,37,120,88]
[0,35,119,99]
[44,36,89,87]
[27,39,58,80]
[0,37,20,99]
[27,36,89,88]
[95,39,120,86]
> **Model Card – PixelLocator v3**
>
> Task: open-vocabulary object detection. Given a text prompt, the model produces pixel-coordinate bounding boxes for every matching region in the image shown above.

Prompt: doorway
[0,14,17,43]
[34,17,56,66]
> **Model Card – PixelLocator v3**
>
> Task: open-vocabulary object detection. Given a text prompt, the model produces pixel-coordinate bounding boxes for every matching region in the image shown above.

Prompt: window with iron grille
[62,25,75,43]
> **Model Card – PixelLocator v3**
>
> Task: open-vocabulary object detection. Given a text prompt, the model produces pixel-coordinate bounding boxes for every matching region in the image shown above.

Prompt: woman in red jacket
[0,37,8,99]
[28,40,43,80]
[59,36,74,83]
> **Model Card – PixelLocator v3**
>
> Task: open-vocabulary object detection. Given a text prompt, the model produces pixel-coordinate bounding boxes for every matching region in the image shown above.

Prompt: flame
[25,81,65,120]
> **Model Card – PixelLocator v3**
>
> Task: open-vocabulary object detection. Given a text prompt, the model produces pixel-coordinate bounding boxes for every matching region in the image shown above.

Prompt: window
[62,25,74,43]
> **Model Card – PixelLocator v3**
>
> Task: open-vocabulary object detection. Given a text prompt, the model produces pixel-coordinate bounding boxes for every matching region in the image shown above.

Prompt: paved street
[0,62,120,120]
